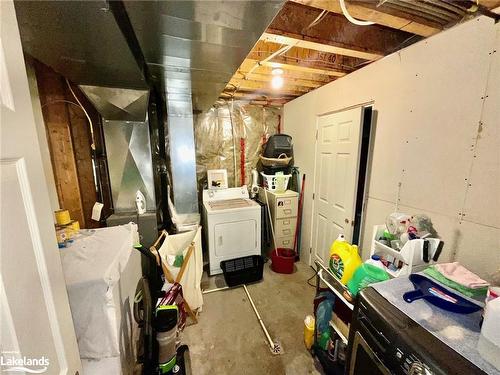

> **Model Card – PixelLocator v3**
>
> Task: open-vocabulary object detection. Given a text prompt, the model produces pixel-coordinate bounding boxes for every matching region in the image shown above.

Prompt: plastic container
[304,315,315,350]
[154,305,178,372]
[328,235,362,284]
[271,248,295,274]
[365,255,385,270]
[478,297,500,370]
[262,134,293,159]
[261,172,291,193]
[347,263,390,296]
[220,255,264,287]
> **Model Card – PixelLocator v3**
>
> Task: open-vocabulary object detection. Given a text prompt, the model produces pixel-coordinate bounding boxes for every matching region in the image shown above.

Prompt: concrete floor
[182,261,324,375]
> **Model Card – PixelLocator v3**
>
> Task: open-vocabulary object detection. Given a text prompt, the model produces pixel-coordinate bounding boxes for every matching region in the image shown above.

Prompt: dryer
[202,186,261,275]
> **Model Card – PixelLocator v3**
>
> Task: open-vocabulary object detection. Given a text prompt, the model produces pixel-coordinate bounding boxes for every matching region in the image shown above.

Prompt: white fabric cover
[158,226,203,311]
[60,223,141,362]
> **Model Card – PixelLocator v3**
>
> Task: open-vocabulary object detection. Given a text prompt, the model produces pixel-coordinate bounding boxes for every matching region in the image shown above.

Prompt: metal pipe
[243,284,275,349]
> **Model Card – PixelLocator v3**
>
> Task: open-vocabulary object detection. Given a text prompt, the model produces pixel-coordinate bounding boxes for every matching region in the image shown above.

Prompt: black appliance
[346,287,486,375]
[262,134,293,159]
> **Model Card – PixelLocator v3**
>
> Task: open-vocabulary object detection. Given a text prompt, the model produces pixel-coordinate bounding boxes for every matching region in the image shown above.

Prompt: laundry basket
[260,172,291,193]
[220,255,264,287]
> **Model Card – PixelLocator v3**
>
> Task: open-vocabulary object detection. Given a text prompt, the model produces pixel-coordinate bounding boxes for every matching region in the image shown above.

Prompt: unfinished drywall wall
[284,16,500,279]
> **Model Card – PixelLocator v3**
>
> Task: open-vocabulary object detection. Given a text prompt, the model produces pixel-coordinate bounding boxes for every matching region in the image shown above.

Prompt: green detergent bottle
[347,263,390,296]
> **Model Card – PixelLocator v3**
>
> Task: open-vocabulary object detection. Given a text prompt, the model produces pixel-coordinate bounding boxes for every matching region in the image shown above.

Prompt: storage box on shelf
[370,225,441,278]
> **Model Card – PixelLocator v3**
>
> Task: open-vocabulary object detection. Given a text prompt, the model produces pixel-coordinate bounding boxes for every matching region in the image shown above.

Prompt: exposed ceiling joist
[267,2,419,60]
[245,58,346,77]
[234,72,325,88]
[248,40,352,76]
[238,60,335,82]
[290,0,442,37]
[229,78,310,93]
[262,31,381,61]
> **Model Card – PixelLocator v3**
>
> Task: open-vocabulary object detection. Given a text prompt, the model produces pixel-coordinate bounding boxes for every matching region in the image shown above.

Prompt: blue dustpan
[403,274,483,314]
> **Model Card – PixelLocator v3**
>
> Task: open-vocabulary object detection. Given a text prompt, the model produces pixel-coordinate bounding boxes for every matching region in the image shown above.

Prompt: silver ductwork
[14,0,284,220]
[164,62,198,215]
[102,119,155,212]
[79,86,149,122]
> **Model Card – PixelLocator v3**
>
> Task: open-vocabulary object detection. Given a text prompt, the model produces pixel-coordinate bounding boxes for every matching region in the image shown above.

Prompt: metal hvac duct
[79,86,149,122]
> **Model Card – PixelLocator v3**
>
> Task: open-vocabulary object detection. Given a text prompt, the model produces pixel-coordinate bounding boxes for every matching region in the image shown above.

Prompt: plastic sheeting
[194,101,281,192]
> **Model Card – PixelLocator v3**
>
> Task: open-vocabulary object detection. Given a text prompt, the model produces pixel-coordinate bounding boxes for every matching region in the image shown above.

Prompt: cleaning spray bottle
[135,190,146,215]
[329,234,362,284]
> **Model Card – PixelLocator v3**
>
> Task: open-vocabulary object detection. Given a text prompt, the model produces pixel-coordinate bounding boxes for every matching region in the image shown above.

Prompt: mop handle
[264,189,278,256]
[243,285,275,348]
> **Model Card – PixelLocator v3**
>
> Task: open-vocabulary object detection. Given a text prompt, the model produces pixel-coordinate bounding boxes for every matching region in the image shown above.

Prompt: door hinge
[315,129,318,140]
[312,193,315,200]
[309,247,312,254]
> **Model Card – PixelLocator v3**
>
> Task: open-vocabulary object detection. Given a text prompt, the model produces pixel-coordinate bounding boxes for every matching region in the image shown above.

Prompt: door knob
[344,218,349,224]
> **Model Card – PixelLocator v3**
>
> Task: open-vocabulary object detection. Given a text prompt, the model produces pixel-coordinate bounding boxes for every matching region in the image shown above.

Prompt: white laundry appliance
[202,186,261,275]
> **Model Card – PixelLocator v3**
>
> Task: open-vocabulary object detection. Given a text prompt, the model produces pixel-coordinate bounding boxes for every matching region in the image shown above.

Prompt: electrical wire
[302,9,328,33]
[245,8,331,80]
[65,79,96,149]
[307,267,320,288]
[41,99,80,108]
[339,0,375,26]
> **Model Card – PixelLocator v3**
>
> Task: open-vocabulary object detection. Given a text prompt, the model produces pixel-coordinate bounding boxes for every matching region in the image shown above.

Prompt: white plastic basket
[260,172,291,193]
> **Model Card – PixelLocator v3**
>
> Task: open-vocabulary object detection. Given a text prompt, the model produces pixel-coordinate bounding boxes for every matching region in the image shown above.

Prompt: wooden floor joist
[234,72,325,89]
[238,57,340,82]
[267,2,419,60]
[244,58,345,78]
[229,78,311,94]
[291,0,442,37]
[262,31,382,61]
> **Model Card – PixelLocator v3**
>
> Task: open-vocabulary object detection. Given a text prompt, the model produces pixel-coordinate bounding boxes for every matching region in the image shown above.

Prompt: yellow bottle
[329,234,362,284]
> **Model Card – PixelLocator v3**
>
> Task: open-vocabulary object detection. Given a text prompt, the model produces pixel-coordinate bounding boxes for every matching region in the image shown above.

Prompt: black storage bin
[220,255,264,287]
[263,134,293,159]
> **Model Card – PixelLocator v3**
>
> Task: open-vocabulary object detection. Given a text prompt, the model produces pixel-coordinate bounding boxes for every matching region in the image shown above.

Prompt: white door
[1,1,81,374]
[311,107,364,264]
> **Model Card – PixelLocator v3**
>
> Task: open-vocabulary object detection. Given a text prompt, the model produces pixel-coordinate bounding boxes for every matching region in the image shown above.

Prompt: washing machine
[202,186,261,275]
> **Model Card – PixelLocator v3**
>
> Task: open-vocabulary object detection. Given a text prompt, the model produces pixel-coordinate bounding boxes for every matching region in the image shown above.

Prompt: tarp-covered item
[60,223,141,361]
[158,226,203,311]
[194,102,281,192]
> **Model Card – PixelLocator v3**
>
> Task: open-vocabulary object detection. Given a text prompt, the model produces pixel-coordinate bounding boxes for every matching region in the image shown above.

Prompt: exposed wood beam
[267,2,419,60]
[223,84,306,98]
[233,72,325,89]
[238,54,342,81]
[229,78,311,94]
[262,31,381,61]
[219,91,294,103]
[245,58,345,78]
[240,40,350,81]
[247,40,352,76]
[291,0,441,37]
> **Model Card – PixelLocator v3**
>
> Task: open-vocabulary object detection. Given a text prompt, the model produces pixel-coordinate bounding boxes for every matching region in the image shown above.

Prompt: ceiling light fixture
[271,75,284,89]
[271,68,284,75]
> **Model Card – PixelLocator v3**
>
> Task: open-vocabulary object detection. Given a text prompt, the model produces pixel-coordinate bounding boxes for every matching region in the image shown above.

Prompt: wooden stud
[34,61,86,227]
[262,31,383,61]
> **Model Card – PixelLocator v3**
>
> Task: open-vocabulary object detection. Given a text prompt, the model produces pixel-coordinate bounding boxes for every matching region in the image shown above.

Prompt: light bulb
[271,75,284,89]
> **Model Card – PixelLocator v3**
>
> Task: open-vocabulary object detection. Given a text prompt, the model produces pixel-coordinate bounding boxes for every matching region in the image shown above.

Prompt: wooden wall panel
[33,60,104,228]
[34,63,85,226]
[66,103,97,228]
